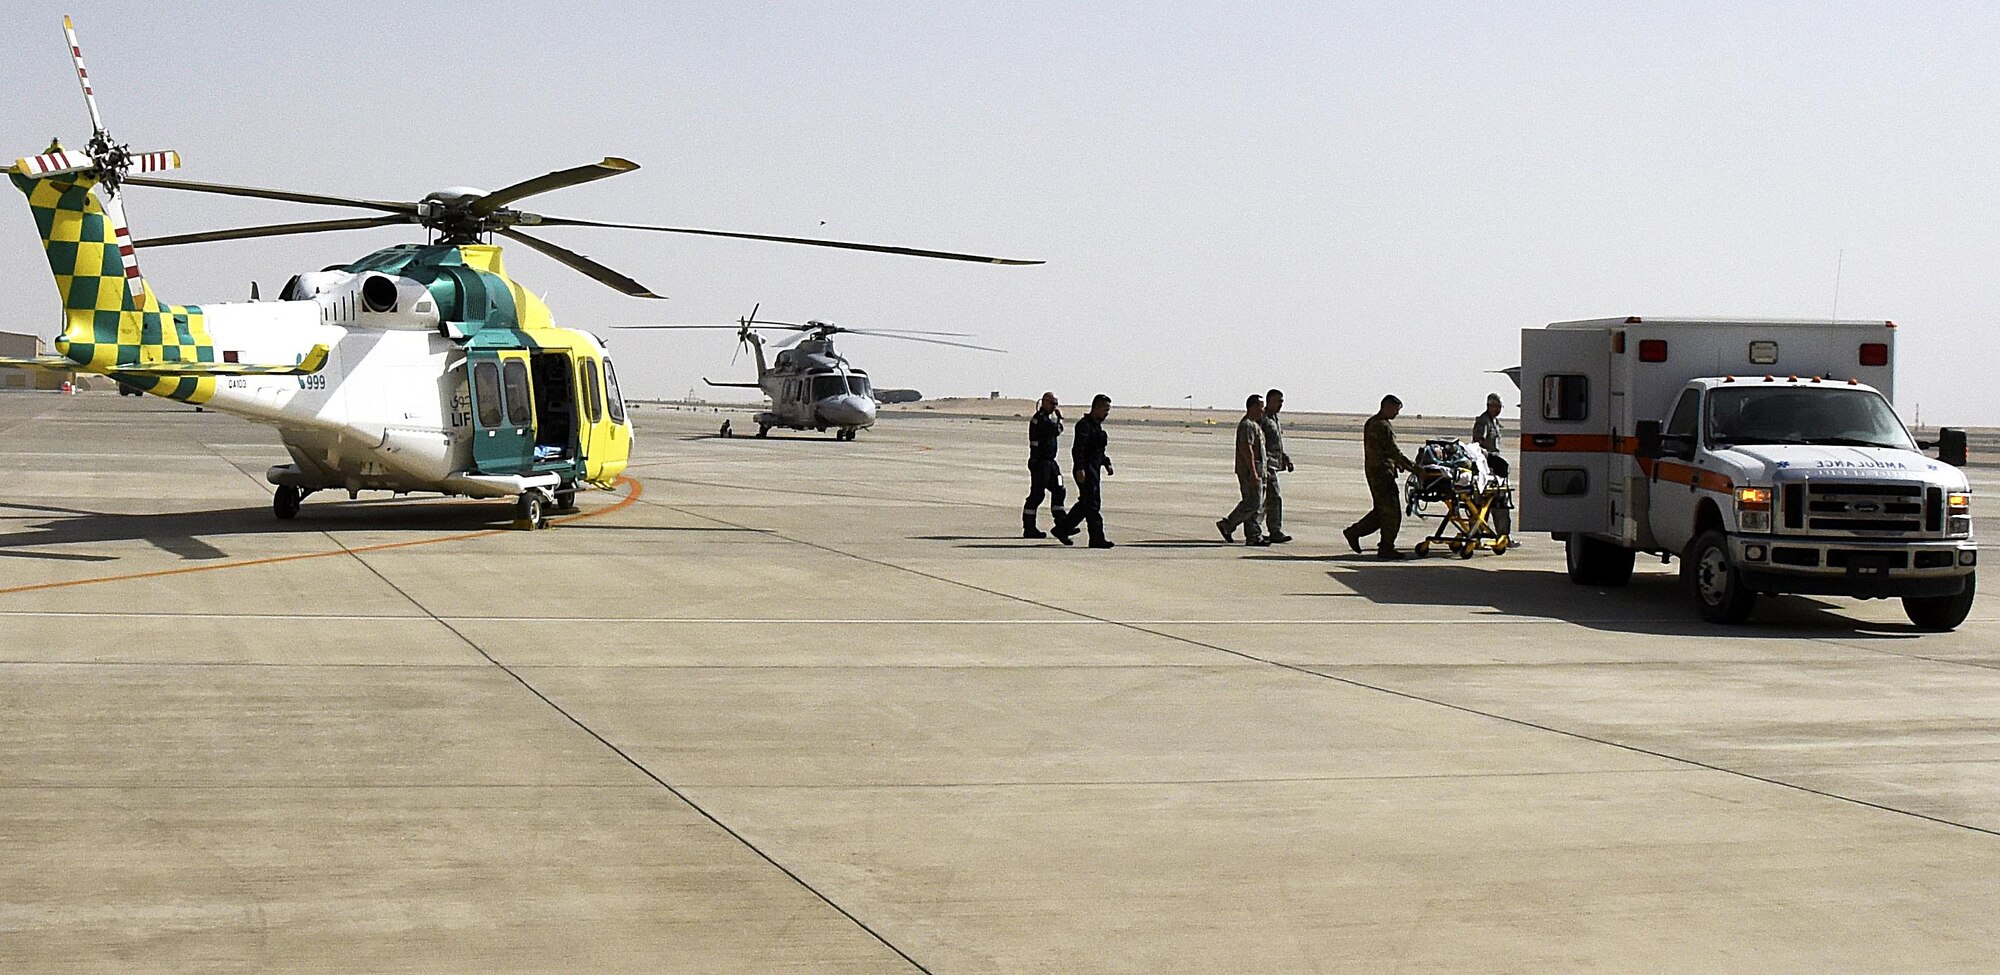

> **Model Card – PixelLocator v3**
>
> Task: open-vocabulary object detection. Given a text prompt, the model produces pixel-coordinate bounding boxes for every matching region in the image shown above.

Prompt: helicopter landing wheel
[515,492,547,530]
[756,424,770,438]
[273,485,303,521]
[553,487,578,513]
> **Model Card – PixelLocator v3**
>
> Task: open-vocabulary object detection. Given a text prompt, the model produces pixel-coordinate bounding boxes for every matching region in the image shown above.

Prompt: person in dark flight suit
[1022,391,1066,538]
[1052,394,1115,549]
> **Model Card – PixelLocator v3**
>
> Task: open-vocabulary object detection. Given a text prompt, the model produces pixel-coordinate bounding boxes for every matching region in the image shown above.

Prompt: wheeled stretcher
[1404,438,1512,558]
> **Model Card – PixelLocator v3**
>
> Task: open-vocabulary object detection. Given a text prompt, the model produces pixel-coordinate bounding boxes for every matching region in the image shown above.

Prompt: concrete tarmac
[3,392,1998,973]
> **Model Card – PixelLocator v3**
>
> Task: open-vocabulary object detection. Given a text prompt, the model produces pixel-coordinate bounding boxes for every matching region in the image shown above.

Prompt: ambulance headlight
[1735,486,1773,533]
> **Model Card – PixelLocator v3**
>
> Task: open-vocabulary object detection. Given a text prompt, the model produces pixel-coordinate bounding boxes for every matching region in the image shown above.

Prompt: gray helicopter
[625,309,1002,440]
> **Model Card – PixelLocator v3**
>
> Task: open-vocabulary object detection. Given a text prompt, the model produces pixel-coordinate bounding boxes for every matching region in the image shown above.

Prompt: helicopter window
[473,361,502,428]
[604,360,627,424]
[580,359,603,424]
[812,376,846,400]
[502,359,532,427]
[848,375,872,397]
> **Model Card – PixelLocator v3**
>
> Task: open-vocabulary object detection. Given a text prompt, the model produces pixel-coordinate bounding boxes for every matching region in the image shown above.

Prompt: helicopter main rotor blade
[768,331,812,350]
[122,175,417,214]
[608,324,755,329]
[134,214,413,248]
[844,331,1007,353]
[524,215,1043,265]
[473,158,640,216]
[836,327,978,337]
[496,228,666,300]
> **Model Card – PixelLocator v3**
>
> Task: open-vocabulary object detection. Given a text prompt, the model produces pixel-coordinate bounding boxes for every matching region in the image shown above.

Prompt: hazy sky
[3,1,1996,422]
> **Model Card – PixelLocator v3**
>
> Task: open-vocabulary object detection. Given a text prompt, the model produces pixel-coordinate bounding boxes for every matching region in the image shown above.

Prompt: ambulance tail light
[1859,342,1889,367]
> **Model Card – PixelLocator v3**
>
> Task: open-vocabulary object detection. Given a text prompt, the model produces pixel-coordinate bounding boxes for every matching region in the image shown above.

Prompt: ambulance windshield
[1706,387,1915,451]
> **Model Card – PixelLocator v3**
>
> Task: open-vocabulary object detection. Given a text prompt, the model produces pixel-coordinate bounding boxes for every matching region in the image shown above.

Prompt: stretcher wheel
[1458,540,1479,559]
[1414,541,1431,558]
[1492,536,1510,555]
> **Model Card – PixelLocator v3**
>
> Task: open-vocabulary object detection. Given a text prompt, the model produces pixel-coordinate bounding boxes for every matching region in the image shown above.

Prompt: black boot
[1022,513,1045,539]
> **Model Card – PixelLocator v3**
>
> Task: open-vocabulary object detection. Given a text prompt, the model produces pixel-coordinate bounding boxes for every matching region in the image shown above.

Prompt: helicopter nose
[819,395,874,427]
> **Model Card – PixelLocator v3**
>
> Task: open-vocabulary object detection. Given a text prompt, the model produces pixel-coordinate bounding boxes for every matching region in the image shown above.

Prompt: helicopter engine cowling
[315,272,443,331]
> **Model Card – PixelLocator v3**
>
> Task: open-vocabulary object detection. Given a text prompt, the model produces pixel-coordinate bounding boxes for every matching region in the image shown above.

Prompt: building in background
[0,331,81,391]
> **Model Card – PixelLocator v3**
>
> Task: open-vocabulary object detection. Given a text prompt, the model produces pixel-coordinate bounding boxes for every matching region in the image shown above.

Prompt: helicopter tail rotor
[33,16,183,302]
[731,303,761,366]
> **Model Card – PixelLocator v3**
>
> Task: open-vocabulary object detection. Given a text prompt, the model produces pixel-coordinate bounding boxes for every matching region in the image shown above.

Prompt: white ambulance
[1519,317,1976,628]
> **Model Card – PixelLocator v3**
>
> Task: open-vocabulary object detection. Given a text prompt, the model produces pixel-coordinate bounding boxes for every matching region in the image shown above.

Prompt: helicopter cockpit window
[812,375,846,400]
[580,359,603,424]
[848,375,872,397]
[473,361,502,428]
[502,359,533,427]
[604,361,627,424]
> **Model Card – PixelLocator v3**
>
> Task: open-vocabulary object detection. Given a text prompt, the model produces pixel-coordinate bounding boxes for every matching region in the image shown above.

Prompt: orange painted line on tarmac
[0,477,643,597]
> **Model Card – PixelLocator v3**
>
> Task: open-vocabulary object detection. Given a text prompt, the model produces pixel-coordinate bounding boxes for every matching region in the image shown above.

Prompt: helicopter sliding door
[468,348,536,475]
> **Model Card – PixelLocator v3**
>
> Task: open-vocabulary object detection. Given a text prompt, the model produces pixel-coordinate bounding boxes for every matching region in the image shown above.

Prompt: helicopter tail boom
[3,167,264,401]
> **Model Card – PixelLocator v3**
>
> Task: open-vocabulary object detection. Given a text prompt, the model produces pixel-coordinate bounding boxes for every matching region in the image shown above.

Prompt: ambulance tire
[1565,534,1634,586]
[1903,571,1975,632]
[1687,530,1756,624]
[273,485,302,521]
[554,487,578,513]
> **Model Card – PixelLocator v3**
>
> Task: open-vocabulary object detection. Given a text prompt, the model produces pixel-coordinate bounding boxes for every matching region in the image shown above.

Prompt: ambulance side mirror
[1633,420,1663,460]
[1927,427,1969,468]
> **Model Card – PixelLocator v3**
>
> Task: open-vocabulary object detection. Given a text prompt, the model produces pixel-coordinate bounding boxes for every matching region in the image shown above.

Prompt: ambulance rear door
[1520,327,1615,535]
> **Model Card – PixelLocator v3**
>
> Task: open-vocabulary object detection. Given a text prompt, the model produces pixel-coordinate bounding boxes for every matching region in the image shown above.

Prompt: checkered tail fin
[10,168,213,373]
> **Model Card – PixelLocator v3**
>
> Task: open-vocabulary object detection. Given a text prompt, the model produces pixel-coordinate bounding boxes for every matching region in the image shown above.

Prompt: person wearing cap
[1344,394,1417,558]
[1471,392,1513,540]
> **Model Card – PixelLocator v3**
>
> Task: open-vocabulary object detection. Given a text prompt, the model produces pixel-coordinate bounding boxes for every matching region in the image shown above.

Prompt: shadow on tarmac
[0,498,531,562]
[1303,561,1929,638]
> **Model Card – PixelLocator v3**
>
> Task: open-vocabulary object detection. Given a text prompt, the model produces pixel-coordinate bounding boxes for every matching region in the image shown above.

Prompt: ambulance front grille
[1781,482,1934,536]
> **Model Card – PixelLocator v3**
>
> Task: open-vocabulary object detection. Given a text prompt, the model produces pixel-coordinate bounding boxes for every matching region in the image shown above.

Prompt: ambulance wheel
[1566,534,1635,586]
[1903,571,1975,632]
[1414,541,1431,558]
[273,485,302,520]
[1687,530,1756,624]
[553,488,578,513]
[515,492,546,530]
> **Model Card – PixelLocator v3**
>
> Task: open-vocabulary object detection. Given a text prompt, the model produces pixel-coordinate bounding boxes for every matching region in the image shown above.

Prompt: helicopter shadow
[1305,561,1928,638]
[0,498,527,563]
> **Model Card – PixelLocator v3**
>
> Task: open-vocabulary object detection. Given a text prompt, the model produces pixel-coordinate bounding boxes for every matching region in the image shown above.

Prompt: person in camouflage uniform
[1259,388,1295,543]
[1344,394,1417,559]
